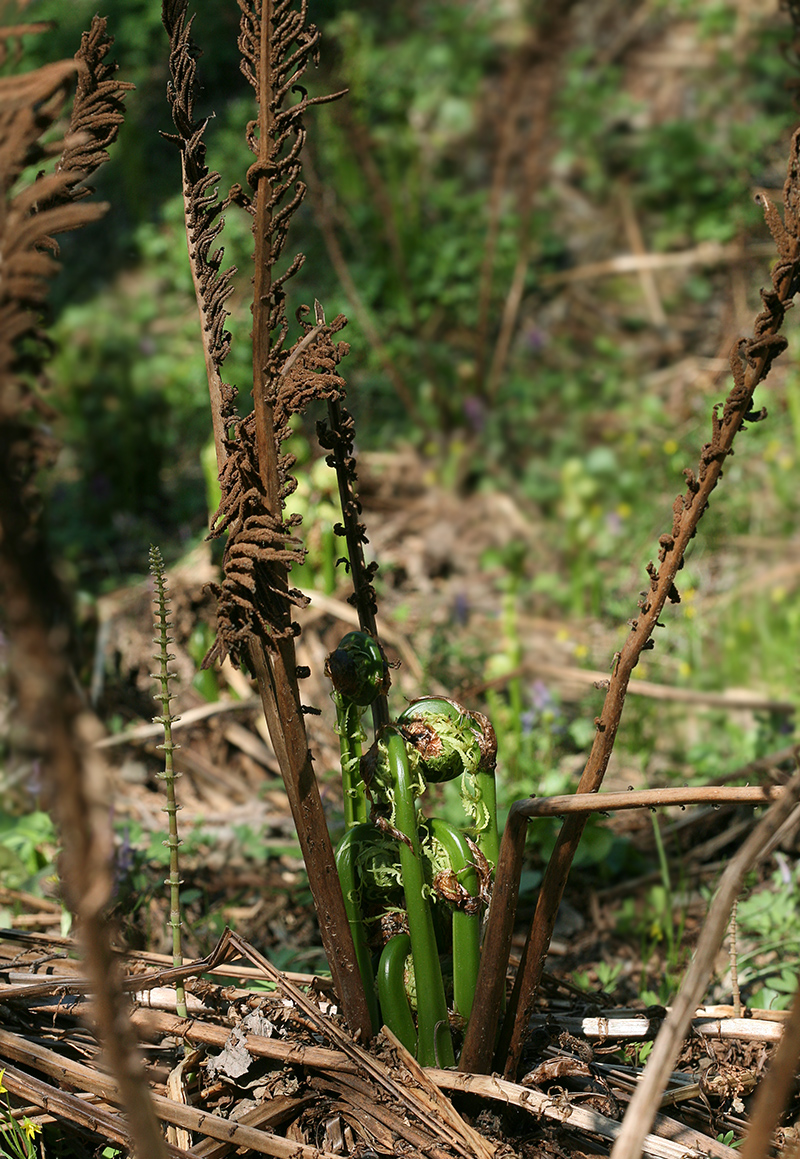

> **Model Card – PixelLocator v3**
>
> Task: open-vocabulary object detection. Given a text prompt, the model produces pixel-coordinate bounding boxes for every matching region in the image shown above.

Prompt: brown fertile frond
[191,1,346,666]
[0,59,107,402]
[205,308,351,669]
[162,0,238,468]
[316,324,390,732]
[238,0,345,379]
[56,16,134,200]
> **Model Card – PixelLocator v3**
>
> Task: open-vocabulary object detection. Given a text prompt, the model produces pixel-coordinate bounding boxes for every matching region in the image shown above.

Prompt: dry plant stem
[730,897,742,1019]
[247,644,371,1037]
[739,976,800,1159]
[0,29,162,1155]
[233,0,371,1038]
[515,785,784,816]
[457,782,784,1073]
[251,0,282,515]
[489,153,800,1079]
[609,766,800,1159]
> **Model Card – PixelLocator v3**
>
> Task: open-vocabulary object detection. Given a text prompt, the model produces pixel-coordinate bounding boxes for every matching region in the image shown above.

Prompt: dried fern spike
[162,0,238,469]
[316,309,390,733]
[478,125,800,1082]
[161,0,372,1039]
[149,545,186,1021]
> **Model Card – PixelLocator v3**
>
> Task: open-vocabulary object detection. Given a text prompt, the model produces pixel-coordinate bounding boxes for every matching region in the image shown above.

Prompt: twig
[93,696,260,748]
[739,977,800,1159]
[540,239,775,285]
[609,765,800,1159]
[514,784,784,817]
[429,1069,735,1159]
[730,897,742,1018]
[457,784,784,1075]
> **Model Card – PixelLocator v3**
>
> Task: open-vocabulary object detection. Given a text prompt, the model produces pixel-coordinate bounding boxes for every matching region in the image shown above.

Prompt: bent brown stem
[248,641,372,1039]
[458,782,790,1075]
[493,137,800,1079]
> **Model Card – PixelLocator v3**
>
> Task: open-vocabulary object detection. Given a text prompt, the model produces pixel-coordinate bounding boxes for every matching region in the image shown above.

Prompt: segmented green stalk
[149,546,186,1020]
[385,729,454,1067]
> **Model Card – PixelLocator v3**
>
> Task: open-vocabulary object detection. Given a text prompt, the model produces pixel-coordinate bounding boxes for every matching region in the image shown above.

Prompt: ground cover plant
[1,1,800,1157]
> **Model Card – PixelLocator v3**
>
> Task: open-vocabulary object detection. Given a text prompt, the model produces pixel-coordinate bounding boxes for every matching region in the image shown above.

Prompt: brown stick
[739,974,800,1159]
[233,1,370,1041]
[492,152,800,1078]
[457,783,784,1074]
[514,784,784,817]
[609,766,800,1159]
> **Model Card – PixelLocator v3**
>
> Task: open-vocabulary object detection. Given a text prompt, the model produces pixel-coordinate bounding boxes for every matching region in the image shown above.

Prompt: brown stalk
[244,0,369,1040]
[609,765,800,1159]
[0,26,166,1159]
[739,975,800,1159]
[162,0,370,1038]
[461,129,800,1079]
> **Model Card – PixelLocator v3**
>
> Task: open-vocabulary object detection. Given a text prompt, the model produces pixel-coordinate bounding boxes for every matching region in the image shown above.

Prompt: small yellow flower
[616,503,632,520]
[574,643,588,660]
[678,660,692,679]
[22,1117,41,1140]
[662,438,679,456]
[0,1069,6,1095]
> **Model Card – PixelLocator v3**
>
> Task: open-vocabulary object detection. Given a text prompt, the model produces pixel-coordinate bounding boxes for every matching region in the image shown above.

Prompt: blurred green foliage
[21,0,798,593]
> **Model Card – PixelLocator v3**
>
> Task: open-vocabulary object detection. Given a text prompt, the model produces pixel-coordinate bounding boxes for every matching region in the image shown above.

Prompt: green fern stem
[377,933,417,1053]
[385,729,455,1067]
[334,695,369,829]
[334,823,381,1033]
[428,819,480,1021]
[149,545,186,1021]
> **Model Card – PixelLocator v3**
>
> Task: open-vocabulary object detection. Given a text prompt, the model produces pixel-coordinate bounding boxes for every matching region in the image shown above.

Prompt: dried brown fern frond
[57,16,135,199]
[0,24,166,1159]
[0,19,132,519]
[161,0,371,1038]
[162,0,238,462]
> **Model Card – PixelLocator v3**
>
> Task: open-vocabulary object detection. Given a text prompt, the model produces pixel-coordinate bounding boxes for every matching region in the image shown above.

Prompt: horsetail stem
[149,546,186,1021]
